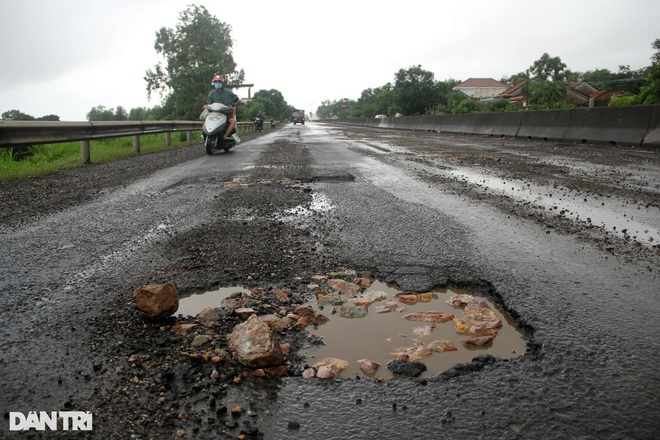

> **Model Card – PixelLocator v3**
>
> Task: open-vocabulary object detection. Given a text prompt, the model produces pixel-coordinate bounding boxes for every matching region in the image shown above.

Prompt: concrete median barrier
[459,112,522,137]
[435,114,464,133]
[326,105,659,148]
[518,109,571,141]
[564,106,653,146]
[642,105,660,148]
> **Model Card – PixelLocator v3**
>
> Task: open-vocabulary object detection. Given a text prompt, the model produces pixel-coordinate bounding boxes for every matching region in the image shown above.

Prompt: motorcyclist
[206,75,239,140]
[255,112,264,130]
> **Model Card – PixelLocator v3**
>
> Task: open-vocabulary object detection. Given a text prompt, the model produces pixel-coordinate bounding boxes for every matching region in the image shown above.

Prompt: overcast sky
[1,0,658,121]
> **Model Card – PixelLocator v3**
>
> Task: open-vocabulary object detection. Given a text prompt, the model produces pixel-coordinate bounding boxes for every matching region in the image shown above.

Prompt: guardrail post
[187,131,192,145]
[165,132,171,146]
[132,135,140,153]
[80,140,91,165]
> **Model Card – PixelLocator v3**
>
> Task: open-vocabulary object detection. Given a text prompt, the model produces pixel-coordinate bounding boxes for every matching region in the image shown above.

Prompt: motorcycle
[254,117,264,132]
[202,102,239,155]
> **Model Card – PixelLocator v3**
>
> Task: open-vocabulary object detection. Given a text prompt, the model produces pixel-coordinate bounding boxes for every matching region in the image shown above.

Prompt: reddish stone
[375,301,399,313]
[313,358,350,373]
[446,293,475,307]
[276,290,290,303]
[453,300,502,336]
[316,365,336,379]
[358,359,380,375]
[428,340,459,352]
[462,336,494,347]
[403,311,454,323]
[234,307,256,319]
[197,307,223,328]
[327,279,361,297]
[396,293,419,304]
[171,323,197,336]
[226,315,284,368]
[133,283,179,319]
[259,314,293,332]
[293,305,329,325]
[390,342,432,361]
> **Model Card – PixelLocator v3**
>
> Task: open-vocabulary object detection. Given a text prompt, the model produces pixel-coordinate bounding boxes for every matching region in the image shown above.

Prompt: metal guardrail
[0,120,260,164]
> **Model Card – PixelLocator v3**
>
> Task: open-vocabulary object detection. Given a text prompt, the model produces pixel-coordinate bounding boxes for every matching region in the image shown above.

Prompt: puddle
[177,286,251,317]
[275,193,335,227]
[301,281,526,379]
[448,167,660,246]
[284,193,334,216]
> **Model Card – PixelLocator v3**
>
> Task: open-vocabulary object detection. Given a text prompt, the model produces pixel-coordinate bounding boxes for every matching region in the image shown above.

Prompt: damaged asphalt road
[0,122,659,439]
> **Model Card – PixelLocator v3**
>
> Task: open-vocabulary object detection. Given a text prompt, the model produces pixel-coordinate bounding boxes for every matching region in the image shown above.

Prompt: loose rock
[428,340,458,352]
[386,359,427,377]
[403,311,454,323]
[133,283,179,319]
[336,303,368,318]
[327,278,361,297]
[358,359,380,375]
[453,300,502,336]
[226,315,285,368]
[462,336,494,347]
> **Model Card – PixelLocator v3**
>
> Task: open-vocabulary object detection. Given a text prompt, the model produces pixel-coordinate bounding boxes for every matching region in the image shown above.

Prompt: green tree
[244,89,293,121]
[86,105,116,121]
[36,114,60,121]
[638,38,660,104]
[315,99,355,119]
[352,83,394,117]
[128,107,151,120]
[609,95,641,106]
[145,4,238,120]
[528,81,567,109]
[315,100,334,119]
[579,66,645,94]
[488,99,519,112]
[392,65,440,115]
[529,53,569,81]
[501,72,528,86]
[114,106,128,121]
[447,92,481,114]
[2,109,36,120]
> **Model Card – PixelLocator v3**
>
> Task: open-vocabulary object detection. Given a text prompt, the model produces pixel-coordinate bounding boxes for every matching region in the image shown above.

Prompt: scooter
[254,117,264,132]
[202,102,238,155]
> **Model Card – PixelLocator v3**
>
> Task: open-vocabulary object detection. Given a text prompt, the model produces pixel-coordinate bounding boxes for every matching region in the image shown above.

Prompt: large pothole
[299,280,526,379]
[176,273,527,380]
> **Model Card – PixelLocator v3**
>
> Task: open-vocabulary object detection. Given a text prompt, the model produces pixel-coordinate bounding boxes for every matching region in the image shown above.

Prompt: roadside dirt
[2,126,658,438]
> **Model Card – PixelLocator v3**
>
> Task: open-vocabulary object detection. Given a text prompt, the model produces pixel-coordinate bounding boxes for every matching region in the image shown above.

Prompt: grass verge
[0,132,201,183]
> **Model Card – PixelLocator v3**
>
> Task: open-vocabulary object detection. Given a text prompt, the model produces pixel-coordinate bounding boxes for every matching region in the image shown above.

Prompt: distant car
[292,111,305,125]
[374,114,387,119]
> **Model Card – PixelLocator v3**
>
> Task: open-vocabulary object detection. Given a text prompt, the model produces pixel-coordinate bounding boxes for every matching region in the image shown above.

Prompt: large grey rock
[226,315,284,368]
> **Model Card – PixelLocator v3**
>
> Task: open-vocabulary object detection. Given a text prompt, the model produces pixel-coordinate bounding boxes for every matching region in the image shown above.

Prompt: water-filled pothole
[175,278,526,380]
[301,281,526,379]
[177,286,251,317]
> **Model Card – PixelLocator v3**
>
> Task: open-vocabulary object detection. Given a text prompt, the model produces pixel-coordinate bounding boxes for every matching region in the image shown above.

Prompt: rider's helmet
[212,75,223,84]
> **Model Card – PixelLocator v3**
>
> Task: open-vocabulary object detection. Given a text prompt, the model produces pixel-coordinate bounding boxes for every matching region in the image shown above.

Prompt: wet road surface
[1,122,659,439]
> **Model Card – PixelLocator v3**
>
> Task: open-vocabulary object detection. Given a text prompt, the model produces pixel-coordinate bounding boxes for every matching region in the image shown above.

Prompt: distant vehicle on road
[375,114,387,118]
[292,111,305,125]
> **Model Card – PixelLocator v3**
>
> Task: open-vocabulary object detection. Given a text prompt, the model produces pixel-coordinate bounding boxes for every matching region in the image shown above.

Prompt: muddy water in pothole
[176,286,251,317]
[302,281,526,379]
[176,282,526,380]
